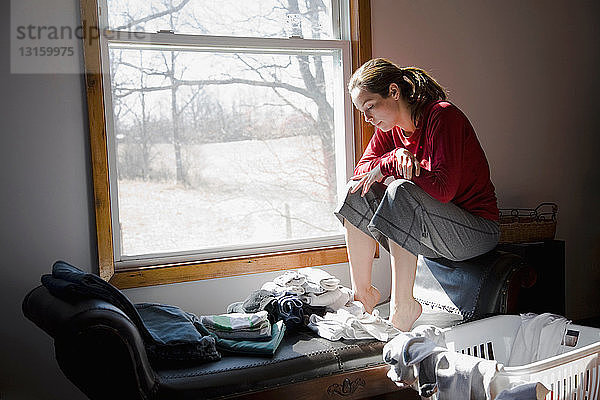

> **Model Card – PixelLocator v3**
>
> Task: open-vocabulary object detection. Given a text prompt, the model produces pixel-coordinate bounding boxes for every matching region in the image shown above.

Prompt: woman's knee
[385,179,423,202]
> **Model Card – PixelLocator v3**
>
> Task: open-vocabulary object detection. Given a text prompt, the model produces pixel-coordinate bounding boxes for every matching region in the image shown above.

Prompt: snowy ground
[116,136,344,256]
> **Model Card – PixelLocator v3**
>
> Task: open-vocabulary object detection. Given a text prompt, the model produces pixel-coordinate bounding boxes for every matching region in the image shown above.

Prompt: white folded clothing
[264,268,341,299]
[201,310,269,331]
[298,267,340,291]
[507,312,570,366]
[339,300,365,317]
[273,270,306,288]
[301,280,327,294]
[261,281,305,296]
[206,319,272,340]
[301,289,337,306]
[307,308,400,341]
[301,287,352,310]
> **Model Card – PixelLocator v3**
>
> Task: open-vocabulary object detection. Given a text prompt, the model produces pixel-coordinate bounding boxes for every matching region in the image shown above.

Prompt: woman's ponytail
[398,67,447,123]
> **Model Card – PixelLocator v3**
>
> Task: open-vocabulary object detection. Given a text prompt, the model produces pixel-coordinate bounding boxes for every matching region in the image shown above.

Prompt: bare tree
[109,0,341,238]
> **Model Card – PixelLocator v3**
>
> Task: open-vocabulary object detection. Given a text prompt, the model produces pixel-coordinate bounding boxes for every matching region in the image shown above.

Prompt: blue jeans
[42,260,220,362]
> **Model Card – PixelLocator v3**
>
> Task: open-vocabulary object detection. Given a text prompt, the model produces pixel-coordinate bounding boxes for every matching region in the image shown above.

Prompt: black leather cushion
[156,332,386,399]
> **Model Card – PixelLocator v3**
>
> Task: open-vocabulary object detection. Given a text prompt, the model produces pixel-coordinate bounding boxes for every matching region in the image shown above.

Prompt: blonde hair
[348,58,447,124]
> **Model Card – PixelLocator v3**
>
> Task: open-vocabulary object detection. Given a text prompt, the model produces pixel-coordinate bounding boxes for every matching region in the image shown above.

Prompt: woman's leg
[335,181,388,312]
[344,221,381,313]
[366,179,498,331]
[388,240,422,331]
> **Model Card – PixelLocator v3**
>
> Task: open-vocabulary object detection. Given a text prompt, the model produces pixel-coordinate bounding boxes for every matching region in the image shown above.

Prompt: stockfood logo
[10,0,143,74]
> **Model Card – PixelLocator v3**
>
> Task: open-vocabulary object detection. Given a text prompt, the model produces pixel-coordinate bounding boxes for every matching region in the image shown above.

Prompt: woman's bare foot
[353,285,381,313]
[389,299,422,331]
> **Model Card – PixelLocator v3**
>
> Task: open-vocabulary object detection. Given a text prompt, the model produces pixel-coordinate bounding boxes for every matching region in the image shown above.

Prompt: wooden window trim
[81,0,373,288]
[350,0,375,164]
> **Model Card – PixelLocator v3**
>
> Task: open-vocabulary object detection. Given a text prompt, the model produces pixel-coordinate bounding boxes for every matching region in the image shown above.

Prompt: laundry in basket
[507,313,571,366]
[444,314,600,400]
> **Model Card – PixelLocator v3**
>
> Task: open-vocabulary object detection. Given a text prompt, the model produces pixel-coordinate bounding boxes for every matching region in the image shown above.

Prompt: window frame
[80,0,373,288]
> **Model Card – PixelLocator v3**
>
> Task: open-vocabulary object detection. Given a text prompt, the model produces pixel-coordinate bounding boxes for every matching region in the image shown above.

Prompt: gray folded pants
[334,180,499,261]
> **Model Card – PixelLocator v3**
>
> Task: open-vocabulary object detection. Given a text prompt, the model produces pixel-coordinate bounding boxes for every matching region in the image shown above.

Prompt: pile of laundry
[262,267,351,310]
[225,267,400,343]
[383,313,570,400]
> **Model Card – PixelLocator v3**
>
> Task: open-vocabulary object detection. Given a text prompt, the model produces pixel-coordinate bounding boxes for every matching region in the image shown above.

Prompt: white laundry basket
[443,315,600,400]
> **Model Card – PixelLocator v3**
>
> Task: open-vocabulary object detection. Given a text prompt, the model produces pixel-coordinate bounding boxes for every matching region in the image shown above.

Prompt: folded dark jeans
[42,260,220,363]
[135,303,221,362]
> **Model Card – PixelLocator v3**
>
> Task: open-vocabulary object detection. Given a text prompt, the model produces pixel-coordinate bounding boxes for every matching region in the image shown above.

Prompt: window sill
[109,245,349,289]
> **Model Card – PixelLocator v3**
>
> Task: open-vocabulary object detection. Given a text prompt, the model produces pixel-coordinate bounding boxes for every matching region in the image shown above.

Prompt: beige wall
[370,0,600,319]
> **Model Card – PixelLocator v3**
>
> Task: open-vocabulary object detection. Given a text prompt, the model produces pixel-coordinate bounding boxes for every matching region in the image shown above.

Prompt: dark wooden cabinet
[498,240,565,316]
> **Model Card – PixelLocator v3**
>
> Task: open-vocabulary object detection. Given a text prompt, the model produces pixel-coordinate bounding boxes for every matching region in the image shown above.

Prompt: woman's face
[350,84,404,132]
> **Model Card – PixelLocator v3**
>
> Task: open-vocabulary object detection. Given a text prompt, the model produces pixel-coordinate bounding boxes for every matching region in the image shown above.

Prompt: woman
[335,58,500,331]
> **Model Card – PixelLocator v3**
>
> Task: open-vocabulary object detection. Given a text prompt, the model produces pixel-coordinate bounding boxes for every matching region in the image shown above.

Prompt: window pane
[108,46,344,257]
[106,0,335,40]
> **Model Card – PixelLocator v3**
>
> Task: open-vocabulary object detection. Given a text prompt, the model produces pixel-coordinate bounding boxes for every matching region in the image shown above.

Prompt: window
[82,0,372,288]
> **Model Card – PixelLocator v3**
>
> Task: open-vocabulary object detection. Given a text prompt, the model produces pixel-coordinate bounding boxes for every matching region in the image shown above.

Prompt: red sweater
[355,101,499,221]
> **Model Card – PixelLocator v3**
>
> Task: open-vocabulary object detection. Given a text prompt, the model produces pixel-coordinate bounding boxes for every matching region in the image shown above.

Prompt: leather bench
[22,249,535,400]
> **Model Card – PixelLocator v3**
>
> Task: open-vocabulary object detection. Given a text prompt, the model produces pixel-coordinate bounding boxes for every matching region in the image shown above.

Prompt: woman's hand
[350,164,384,197]
[395,148,421,180]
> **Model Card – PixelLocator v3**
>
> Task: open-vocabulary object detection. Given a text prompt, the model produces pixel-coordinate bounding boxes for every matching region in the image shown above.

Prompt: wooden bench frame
[229,364,418,400]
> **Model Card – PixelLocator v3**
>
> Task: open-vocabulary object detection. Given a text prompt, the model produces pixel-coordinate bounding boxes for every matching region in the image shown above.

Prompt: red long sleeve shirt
[355,101,499,221]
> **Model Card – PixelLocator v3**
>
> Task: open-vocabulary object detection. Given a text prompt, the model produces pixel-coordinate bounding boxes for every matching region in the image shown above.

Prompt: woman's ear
[389,83,400,100]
